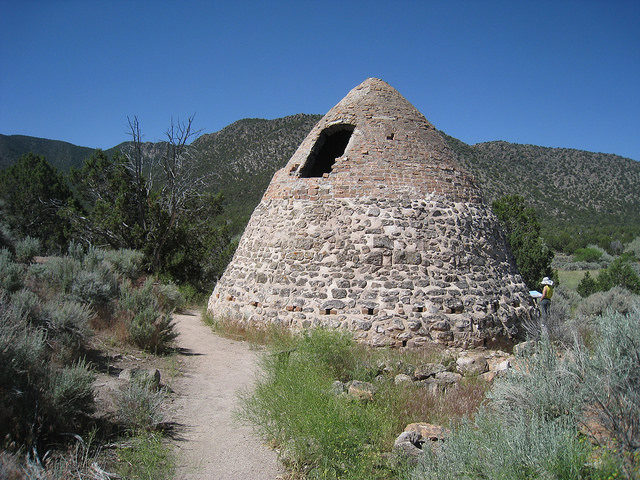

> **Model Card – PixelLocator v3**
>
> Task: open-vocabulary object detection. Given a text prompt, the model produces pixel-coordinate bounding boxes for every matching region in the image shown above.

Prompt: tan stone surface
[209,78,534,348]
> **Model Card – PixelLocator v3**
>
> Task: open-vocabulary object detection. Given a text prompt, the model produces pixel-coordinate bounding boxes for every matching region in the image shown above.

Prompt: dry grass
[201,308,295,346]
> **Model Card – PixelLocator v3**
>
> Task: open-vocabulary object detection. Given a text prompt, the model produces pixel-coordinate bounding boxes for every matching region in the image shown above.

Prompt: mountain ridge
[2,116,639,239]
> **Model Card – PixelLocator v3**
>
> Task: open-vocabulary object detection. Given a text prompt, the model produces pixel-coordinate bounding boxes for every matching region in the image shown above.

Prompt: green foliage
[128,308,178,354]
[492,195,554,287]
[239,329,458,479]
[31,255,82,293]
[154,281,185,313]
[573,246,603,262]
[48,360,96,427]
[626,236,640,260]
[577,271,599,297]
[576,286,640,318]
[119,279,179,352]
[596,255,640,294]
[0,248,23,292]
[43,299,93,363]
[14,236,41,263]
[70,268,119,307]
[412,410,591,480]
[65,150,148,250]
[119,278,158,313]
[409,307,640,480]
[64,144,233,292]
[0,133,94,172]
[102,248,145,280]
[0,153,74,252]
[489,339,582,423]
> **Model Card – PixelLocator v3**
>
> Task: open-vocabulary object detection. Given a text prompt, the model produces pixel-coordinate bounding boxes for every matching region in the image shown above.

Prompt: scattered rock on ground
[392,423,450,466]
[331,380,346,395]
[413,362,446,380]
[456,354,489,376]
[394,373,413,385]
[347,380,377,401]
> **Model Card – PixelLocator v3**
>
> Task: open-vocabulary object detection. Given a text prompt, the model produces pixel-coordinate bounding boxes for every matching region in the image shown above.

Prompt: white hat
[541,277,554,286]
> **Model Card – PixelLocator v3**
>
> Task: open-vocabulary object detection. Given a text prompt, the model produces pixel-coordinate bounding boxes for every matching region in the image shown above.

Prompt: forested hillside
[0,134,94,171]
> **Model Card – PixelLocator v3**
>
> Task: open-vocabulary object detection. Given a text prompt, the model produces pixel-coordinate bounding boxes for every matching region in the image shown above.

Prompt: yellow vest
[542,285,553,299]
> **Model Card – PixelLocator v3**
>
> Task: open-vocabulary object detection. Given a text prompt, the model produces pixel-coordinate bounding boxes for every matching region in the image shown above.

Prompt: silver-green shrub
[67,240,85,261]
[489,337,583,424]
[116,376,166,432]
[70,263,119,307]
[14,236,41,263]
[572,306,640,454]
[576,286,639,317]
[43,299,92,361]
[47,359,95,427]
[155,282,185,313]
[81,245,106,270]
[35,256,82,293]
[0,248,23,292]
[103,248,145,280]
[412,409,590,480]
[119,278,158,313]
[128,307,178,353]
[625,236,640,260]
[10,288,42,326]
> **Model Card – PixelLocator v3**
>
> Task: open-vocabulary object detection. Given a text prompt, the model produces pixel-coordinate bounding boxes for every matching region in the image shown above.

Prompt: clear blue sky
[1,0,638,160]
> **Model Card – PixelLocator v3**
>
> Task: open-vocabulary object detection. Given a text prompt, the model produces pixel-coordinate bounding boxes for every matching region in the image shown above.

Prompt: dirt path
[170,310,283,480]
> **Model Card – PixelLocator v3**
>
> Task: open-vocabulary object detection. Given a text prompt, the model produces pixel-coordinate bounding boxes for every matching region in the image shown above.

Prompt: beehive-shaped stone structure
[208,78,534,348]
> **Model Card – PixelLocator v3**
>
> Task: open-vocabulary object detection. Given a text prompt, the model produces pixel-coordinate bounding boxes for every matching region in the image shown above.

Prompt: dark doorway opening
[299,124,355,178]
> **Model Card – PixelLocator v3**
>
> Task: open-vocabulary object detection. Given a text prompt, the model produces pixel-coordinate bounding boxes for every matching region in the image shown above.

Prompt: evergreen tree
[492,195,554,288]
[577,271,598,297]
[0,153,73,251]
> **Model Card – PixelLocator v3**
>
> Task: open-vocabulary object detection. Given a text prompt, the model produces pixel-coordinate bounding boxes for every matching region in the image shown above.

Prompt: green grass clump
[115,432,174,480]
[238,328,482,480]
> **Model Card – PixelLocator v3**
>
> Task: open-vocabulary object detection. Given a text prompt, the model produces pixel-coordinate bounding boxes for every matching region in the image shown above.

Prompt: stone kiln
[208,78,534,348]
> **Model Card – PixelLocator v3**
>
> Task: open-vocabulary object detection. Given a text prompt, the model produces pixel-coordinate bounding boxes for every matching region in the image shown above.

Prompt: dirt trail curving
[170,310,283,480]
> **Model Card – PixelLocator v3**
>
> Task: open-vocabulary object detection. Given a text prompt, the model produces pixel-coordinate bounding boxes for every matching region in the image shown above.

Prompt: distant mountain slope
[2,116,639,238]
[191,114,322,227]
[0,134,94,171]
[443,135,640,229]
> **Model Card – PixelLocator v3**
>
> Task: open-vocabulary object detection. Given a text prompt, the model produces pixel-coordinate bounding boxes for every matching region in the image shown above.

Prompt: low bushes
[116,376,167,433]
[119,279,180,353]
[409,307,640,480]
[0,248,23,292]
[14,236,41,263]
[0,296,95,449]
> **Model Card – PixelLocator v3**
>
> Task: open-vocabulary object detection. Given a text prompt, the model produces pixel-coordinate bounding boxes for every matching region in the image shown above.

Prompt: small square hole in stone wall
[367,307,375,315]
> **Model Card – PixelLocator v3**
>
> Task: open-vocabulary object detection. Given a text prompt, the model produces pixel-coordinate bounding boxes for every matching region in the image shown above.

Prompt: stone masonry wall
[209,193,533,349]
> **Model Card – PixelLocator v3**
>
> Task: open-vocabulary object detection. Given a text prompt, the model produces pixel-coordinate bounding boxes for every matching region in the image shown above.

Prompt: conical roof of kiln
[263,77,481,203]
[209,78,534,349]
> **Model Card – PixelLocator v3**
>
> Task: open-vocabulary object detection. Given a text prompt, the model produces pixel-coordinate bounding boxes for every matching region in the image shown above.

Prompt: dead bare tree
[149,115,207,270]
